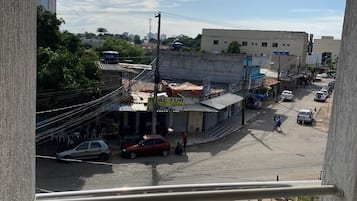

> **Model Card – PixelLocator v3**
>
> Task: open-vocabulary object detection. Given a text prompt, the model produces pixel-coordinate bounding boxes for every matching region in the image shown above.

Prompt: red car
[121,135,171,159]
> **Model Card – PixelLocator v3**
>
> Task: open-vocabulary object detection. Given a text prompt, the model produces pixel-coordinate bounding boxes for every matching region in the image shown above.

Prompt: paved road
[36,79,333,193]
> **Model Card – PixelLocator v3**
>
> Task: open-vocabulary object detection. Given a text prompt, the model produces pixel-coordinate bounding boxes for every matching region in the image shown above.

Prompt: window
[142,139,154,145]
[242,41,248,46]
[155,139,165,144]
[90,142,102,149]
[262,42,268,47]
[77,142,89,150]
[272,42,278,47]
[213,40,219,45]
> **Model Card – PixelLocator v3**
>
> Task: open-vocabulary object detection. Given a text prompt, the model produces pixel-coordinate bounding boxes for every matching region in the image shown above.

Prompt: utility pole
[276,55,281,103]
[151,12,161,134]
[241,58,250,125]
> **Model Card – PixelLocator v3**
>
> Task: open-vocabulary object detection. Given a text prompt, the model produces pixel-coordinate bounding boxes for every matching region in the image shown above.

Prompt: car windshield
[299,111,311,115]
[29,0,343,198]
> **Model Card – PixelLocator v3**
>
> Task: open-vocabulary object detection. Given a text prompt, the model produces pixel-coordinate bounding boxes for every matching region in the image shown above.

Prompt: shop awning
[183,104,218,112]
[200,93,243,110]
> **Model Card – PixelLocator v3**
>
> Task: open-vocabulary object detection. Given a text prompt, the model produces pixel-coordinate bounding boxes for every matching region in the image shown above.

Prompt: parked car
[297,109,314,124]
[56,139,111,161]
[314,91,327,102]
[120,135,142,150]
[121,134,171,159]
[320,88,330,98]
[317,73,329,78]
[280,90,294,101]
[328,80,336,90]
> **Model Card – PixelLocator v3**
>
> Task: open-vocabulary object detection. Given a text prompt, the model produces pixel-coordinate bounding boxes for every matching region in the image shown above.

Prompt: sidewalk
[166,100,274,147]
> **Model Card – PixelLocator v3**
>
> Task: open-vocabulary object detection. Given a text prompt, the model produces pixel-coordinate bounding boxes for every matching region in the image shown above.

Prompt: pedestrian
[181,131,188,153]
[277,116,282,128]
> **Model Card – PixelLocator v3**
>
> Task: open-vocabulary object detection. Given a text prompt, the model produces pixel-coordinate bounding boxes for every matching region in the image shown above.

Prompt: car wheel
[162,150,169,157]
[99,153,108,161]
[129,152,137,159]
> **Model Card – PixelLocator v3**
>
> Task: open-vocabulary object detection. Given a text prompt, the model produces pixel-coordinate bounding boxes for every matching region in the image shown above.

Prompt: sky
[57,0,346,39]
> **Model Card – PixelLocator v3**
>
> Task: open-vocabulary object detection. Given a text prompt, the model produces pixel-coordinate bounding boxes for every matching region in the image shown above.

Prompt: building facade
[313,36,341,59]
[37,0,56,13]
[200,29,308,69]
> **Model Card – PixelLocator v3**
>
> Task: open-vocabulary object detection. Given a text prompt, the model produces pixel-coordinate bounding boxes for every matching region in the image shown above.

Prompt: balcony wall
[0,1,36,200]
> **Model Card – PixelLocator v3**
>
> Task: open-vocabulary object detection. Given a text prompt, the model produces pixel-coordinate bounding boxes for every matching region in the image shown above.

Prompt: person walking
[181,131,188,154]
[277,116,282,128]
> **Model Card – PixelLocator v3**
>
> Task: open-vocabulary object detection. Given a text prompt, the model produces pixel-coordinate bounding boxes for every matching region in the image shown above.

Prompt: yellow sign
[148,97,185,111]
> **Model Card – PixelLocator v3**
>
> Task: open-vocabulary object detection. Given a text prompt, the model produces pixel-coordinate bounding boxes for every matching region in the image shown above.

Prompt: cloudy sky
[57,0,346,39]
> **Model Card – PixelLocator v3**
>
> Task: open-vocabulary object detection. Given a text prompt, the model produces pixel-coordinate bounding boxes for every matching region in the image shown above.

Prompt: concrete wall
[0,1,36,201]
[160,50,245,84]
[322,0,357,201]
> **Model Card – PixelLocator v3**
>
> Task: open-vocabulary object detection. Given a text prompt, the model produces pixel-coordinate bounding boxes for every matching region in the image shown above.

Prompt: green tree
[37,6,101,110]
[133,34,142,45]
[37,6,63,50]
[227,41,241,54]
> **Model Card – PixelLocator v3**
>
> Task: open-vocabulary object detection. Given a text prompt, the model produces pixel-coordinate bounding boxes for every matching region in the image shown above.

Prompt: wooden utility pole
[151,12,161,134]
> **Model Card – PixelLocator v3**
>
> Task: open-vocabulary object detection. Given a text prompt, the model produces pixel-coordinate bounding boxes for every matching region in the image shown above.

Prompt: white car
[319,88,330,98]
[280,90,294,101]
[314,91,327,102]
[297,109,314,124]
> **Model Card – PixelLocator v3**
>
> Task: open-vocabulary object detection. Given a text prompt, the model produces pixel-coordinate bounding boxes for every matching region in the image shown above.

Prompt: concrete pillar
[0,1,36,201]
[322,0,357,201]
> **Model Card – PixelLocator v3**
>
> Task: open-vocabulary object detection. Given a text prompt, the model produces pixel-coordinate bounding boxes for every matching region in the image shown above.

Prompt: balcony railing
[35,180,341,201]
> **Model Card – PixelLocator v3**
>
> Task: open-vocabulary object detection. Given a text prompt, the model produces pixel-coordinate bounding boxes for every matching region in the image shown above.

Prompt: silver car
[56,139,111,161]
[297,109,313,124]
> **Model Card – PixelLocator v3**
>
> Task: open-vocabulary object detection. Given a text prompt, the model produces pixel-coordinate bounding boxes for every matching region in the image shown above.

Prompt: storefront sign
[148,97,185,112]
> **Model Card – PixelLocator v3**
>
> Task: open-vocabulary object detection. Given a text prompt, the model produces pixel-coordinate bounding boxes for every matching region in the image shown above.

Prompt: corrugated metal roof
[183,104,218,113]
[105,103,147,112]
[200,93,243,110]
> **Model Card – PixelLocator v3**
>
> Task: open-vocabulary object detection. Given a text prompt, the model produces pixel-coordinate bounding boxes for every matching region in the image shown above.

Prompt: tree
[37,6,63,50]
[227,41,241,54]
[37,6,102,110]
[133,34,142,45]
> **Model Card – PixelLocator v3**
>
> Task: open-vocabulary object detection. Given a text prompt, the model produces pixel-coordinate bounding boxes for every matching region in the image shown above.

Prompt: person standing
[181,131,188,153]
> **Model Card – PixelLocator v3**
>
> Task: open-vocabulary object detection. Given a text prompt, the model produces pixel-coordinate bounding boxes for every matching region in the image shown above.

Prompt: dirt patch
[314,103,332,133]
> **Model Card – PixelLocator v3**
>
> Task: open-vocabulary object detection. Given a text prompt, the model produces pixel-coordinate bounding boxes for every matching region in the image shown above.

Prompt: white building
[37,0,56,13]
[313,36,341,59]
[201,29,308,75]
